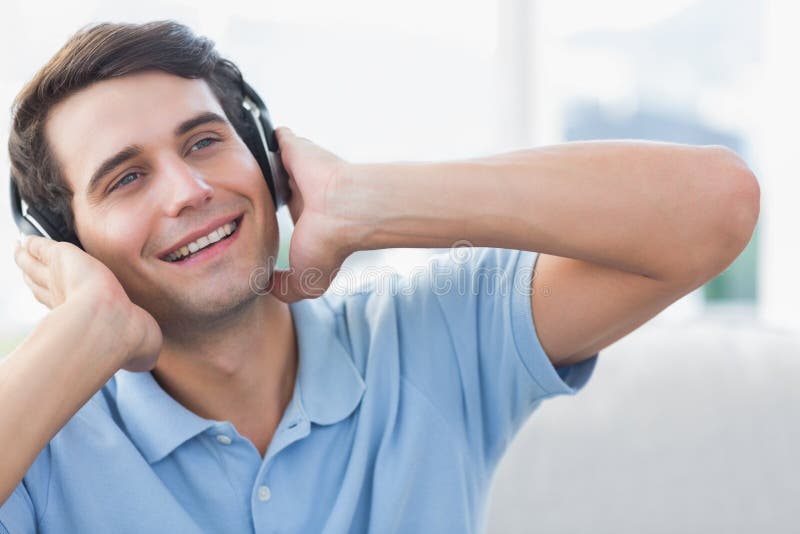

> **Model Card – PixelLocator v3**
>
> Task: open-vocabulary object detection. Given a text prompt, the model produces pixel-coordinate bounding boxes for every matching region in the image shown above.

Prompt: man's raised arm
[0,237,161,506]
[268,132,759,367]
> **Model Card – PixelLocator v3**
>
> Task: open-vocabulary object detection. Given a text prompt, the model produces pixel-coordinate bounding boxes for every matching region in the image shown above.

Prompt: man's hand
[268,127,362,302]
[13,236,162,371]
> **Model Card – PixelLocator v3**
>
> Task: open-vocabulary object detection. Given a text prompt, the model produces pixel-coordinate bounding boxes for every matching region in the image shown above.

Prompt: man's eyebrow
[86,111,231,197]
[86,144,144,197]
[173,111,230,138]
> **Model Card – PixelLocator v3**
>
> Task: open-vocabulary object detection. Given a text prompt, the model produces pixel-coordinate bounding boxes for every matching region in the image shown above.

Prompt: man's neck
[150,294,297,457]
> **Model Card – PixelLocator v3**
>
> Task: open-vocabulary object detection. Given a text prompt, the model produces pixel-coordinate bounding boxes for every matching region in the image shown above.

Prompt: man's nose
[159,157,214,217]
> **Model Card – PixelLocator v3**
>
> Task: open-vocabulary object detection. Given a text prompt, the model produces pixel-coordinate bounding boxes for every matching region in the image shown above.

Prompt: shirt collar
[115,295,366,464]
[291,297,366,426]
[115,368,216,464]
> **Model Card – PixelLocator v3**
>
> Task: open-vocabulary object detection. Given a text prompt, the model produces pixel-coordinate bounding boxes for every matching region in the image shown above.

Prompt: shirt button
[216,434,232,445]
[257,485,272,502]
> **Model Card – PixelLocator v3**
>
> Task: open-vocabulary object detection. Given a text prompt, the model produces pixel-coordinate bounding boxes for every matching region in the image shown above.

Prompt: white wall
[756,0,800,332]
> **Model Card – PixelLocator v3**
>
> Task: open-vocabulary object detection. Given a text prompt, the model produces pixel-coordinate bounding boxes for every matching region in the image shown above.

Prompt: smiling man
[1,20,759,534]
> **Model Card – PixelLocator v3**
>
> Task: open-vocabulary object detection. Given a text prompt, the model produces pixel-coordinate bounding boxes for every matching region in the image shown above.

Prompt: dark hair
[7,20,252,240]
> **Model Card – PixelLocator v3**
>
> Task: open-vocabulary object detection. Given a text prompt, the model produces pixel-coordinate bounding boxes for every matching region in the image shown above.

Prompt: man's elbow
[710,145,761,260]
[681,145,761,288]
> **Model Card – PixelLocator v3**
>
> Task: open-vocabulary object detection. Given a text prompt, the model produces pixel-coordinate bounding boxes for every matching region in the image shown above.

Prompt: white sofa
[487,312,800,533]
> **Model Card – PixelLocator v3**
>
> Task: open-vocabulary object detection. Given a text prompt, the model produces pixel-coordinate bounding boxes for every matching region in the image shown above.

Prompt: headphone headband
[9,79,289,248]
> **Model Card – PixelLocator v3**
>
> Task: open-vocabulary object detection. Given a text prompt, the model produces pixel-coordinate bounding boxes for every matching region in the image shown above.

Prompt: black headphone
[9,79,291,248]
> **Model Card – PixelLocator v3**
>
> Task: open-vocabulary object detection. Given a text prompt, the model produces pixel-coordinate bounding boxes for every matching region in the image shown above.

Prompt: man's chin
[145,284,261,337]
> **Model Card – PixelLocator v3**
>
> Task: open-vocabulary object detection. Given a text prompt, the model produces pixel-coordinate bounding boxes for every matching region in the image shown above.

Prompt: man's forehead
[45,71,226,192]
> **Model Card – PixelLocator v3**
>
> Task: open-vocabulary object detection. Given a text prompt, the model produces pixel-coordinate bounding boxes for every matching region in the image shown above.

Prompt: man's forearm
[333,141,759,283]
[0,297,127,505]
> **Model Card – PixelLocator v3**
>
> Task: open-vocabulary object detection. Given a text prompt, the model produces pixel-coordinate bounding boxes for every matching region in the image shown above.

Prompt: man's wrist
[333,159,486,251]
[326,162,385,254]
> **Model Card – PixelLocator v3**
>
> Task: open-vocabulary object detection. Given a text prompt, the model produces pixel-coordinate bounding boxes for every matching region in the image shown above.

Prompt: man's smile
[158,213,244,266]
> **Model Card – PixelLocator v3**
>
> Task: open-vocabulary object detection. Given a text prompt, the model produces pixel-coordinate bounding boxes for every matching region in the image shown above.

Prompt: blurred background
[0,0,798,531]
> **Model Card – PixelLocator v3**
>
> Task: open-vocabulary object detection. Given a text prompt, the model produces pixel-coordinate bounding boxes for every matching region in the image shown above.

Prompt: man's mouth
[160,215,243,264]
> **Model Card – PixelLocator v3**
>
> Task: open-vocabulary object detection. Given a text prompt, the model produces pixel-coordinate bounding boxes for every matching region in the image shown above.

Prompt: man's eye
[109,172,141,193]
[190,137,220,152]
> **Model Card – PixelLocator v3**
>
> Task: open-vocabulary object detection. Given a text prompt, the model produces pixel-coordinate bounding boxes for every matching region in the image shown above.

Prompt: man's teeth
[166,220,238,262]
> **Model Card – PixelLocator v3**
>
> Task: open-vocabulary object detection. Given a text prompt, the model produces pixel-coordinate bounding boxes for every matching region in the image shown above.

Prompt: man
[0,20,759,533]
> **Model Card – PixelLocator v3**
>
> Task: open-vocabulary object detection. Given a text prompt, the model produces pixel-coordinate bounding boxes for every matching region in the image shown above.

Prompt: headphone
[9,79,291,248]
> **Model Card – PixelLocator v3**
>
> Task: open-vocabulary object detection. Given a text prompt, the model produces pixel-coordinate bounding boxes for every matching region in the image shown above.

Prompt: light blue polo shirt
[1,247,597,533]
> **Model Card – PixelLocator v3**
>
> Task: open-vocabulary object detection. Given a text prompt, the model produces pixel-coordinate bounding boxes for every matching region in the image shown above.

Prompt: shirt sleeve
[420,247,598,474]
[0,446,50,534]
[0,482,36,534]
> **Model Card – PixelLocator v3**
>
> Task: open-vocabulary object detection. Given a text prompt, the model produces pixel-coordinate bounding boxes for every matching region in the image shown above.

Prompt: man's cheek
[88,221,151,276]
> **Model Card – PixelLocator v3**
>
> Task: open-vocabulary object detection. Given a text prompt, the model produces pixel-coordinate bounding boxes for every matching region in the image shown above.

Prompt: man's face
[45,70,279,331]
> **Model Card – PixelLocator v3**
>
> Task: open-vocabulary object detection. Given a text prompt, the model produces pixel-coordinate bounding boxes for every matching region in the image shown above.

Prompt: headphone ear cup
[25,203,77,245]
[24,203,82,247]
[265,141,291,209]
[239,81,289,210]
[9,175,43,238]
[9,173,82,247]
[15,210,46,240]
[239,107,277,207]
